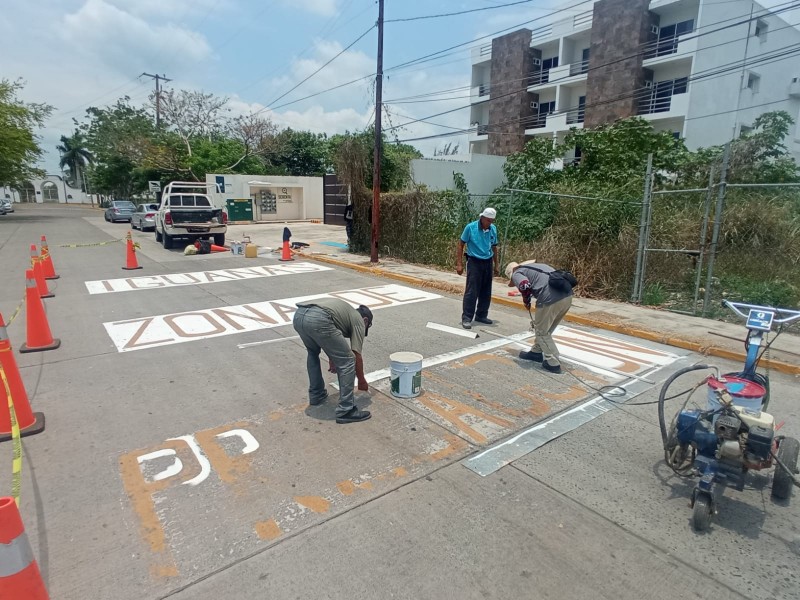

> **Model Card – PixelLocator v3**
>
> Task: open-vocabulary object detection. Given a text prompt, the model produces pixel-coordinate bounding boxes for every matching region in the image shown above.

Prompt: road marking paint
[104,284,441,352]
[426,321,479,339]
[238,335,301,349]
[294,496,331,514]
[254,519,283,541]
[85,262,333,294]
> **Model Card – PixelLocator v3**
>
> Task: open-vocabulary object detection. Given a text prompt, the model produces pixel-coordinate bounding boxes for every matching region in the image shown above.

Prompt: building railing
[566,107,585,124]
[478,84,490,97]
[476,124,489,136]
[638,94,673,115]
[530,24,553,43]
[479,44,492,57]
[644,31,692,59]
[526,114,547,129]
[569,59,590,76]
[528,69,552,86]
[573,9,593,29]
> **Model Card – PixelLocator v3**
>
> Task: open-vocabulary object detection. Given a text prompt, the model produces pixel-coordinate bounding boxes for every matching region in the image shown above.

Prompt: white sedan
[131,203,159,231]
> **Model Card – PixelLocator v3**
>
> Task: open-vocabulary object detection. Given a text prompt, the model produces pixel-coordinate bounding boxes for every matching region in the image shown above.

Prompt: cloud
[103,0,228,19]
[282,0,339,17]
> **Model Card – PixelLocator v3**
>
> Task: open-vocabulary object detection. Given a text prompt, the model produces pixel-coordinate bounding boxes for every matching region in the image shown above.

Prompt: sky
[2,0,798,174]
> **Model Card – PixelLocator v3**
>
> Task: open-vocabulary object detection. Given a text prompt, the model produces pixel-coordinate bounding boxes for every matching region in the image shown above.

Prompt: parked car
[104,200,136,223]
[1,198,14,213]
[131,203,159,231]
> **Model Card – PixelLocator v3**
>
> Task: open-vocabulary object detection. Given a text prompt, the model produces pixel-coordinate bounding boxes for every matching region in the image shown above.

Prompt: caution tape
[6,298,25,327]
[0,366,22,507]
[58,238,124,248]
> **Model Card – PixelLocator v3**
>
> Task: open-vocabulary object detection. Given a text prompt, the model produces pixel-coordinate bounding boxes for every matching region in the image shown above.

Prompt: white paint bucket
[389,351,423,398]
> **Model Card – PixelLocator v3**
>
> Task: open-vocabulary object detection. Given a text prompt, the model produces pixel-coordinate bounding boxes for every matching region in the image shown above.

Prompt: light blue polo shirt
[460,219,498,260]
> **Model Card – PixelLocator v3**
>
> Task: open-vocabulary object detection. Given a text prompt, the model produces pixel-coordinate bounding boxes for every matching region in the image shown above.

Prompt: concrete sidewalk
[230,221,800,375]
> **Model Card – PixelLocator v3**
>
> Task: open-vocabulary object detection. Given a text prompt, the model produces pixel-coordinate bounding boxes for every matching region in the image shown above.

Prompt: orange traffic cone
[209,244,227,253]
[39,235,59,280]
[0,313,44,442]
[279,240,294,262]
[0,497,50,599]
[29,245,53,299]
[19,270,60,354]
[123,231,142,271]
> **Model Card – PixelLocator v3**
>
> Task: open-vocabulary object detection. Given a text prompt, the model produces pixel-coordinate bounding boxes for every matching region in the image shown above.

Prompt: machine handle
[722,300,800,324]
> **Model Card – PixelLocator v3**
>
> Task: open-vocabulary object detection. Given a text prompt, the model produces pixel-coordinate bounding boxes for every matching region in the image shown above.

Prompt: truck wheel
[214,234,225,246]
[772,437,799,501]
[155,227,162,243]
[162,230,173,250]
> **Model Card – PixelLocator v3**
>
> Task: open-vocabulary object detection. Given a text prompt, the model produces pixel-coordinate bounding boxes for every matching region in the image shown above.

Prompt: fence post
[702,143,730,317]
[692,167,715,315]
[632,154,653,302]
[500,191,514,271]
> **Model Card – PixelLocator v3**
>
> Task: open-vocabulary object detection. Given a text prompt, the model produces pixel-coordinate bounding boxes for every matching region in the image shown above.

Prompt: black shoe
[519,351,543,362]
[474,316,493,325]
[461,319,472,329]
[309,393,328,406]
[543,362,562,374]
[336,408,372,424]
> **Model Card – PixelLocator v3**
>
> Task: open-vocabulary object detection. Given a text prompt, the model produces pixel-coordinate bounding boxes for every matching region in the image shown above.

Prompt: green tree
[0,79,53,186]
[272,129,329,176]
[57,130,93,190]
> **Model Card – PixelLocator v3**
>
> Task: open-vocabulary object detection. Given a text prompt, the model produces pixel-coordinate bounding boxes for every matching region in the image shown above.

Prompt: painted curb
[303,253,800,377]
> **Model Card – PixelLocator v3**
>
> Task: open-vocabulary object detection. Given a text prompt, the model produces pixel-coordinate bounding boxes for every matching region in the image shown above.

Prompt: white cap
[480,207,497,220]
[504,262,519,279]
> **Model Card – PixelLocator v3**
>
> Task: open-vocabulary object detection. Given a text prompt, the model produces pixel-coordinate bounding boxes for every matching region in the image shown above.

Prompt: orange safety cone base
[209,244,227,253]
[44,274,60,280]
[19,338,61,354]
[279,240,294,262]
[122,265,143,270]
[0,413,45,443]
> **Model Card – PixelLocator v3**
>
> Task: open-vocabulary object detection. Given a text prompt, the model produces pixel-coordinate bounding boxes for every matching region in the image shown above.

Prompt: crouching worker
[506,261,574,374]
[293,298,374,423]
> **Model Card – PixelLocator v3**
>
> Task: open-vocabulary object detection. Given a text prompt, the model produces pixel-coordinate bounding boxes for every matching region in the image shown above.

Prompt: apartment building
[468,0,800,162]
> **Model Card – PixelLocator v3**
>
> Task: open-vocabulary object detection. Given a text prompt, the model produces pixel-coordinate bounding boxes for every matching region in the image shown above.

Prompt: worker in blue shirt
[456,207,499,329]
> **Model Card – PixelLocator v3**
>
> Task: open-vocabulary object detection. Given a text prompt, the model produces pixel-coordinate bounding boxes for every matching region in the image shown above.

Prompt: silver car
[131,203,159,231]
[104,200,136,223]
[1,198,14,213]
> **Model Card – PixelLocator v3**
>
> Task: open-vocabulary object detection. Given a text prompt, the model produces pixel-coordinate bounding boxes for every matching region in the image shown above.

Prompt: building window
[754,18,768,41]
[672,131,681,140]
[648,19,694,58]
[530,101,555,128]
[739,124,754,137]
[530,56,559,85]
[746,72,760,93]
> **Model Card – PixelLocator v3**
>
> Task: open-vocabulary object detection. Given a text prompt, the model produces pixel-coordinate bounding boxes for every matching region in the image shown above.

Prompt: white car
[131,203,159,231]
[1,198,13,214]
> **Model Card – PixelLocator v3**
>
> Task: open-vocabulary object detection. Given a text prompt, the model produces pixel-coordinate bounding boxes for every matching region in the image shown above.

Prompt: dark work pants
[462,256,494,321]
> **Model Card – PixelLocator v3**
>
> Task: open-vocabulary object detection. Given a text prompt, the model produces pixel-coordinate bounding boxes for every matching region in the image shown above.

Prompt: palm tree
[57,132,93,191]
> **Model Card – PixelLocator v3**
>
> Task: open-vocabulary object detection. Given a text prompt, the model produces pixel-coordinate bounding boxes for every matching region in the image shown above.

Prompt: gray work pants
[293,306,356,416]
[531,296,573,367]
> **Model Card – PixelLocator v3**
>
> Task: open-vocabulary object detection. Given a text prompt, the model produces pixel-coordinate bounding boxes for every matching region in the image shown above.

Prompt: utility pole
[141,72,172,128]
[370,0,384,264]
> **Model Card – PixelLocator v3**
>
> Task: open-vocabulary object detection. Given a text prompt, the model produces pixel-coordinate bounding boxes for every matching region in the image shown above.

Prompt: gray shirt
[512,263,573,307]
[296,297,366,353]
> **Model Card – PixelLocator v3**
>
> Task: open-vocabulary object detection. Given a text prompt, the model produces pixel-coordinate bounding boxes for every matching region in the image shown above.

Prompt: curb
[304,253,800,377]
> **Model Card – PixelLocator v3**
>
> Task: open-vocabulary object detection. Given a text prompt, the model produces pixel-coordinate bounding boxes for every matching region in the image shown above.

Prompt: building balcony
[523,111,582,136]
[566,107,585,125]
[643,33,697,67]
[532,8,593,44]
[471,43,492,65]
[528,61,588,91]
[470,84,490,103]
[638,91,689,119]
[470,124,489,141]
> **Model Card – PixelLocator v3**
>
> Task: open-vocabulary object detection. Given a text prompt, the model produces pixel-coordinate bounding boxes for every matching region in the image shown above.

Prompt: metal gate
[323,174,348,225]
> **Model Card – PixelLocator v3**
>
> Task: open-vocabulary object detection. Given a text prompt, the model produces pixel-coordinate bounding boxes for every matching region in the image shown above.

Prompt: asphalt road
[1,204,798,600]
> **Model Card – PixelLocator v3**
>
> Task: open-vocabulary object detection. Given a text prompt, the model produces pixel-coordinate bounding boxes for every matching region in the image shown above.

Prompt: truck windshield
[167,195,211,207]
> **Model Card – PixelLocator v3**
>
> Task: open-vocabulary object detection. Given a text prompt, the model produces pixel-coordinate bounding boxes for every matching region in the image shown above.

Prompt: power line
[141,73,172,128]
[385,0,584,23]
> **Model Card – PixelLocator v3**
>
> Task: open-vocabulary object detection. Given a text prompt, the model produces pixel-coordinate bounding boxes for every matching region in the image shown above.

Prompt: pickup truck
[154,182,227,249]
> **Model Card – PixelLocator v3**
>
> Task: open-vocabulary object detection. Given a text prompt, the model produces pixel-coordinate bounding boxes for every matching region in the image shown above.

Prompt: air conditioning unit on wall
[532,57,542,66]
[650,24,659,35]
[644,80,654,89]
[530,101,539,109]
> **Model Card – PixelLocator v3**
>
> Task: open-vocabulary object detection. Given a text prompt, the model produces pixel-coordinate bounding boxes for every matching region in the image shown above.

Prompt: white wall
[7,176,94,204]
[687,0,800,159]
[410,154,507,196]
[205,174,324,222]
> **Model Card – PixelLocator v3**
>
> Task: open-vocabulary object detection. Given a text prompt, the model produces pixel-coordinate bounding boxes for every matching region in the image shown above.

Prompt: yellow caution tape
[58,238,124,248]
[6,298,25,327]
[0,366,22,507]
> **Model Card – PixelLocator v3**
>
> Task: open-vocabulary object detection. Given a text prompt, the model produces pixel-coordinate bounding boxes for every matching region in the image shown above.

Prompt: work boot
[474,316,493,325]
[461,319,472,329]
[543,362,562,374]
[336,408,371,424]
[519,351,543,362]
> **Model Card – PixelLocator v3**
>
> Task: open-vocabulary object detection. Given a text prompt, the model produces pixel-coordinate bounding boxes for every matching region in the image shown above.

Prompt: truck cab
[154,182,227,249]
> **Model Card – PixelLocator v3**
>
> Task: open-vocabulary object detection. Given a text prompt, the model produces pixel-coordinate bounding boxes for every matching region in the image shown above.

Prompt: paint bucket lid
[707,376,765,398]
[390,351,423,364]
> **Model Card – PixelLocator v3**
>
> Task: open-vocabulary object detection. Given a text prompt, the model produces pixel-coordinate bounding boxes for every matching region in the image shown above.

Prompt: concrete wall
[4,177,95,204]
[410,154,507,196]
[206,174,324,222]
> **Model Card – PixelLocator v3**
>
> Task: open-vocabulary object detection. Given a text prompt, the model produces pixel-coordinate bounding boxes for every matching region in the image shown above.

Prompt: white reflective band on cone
[0,532,35,577]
